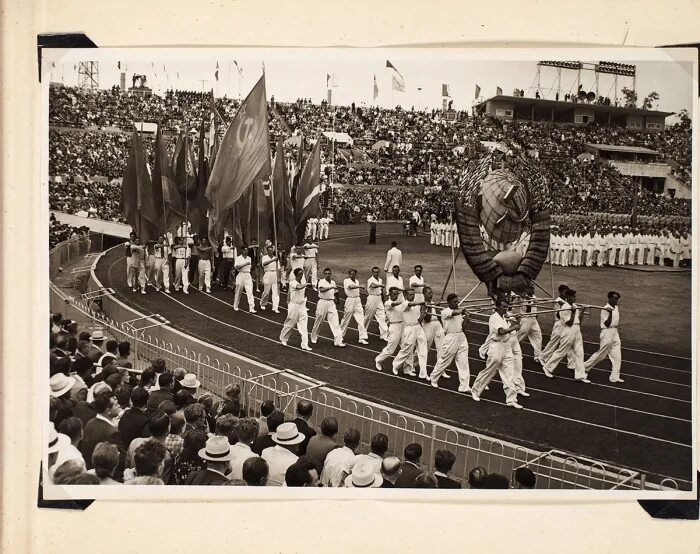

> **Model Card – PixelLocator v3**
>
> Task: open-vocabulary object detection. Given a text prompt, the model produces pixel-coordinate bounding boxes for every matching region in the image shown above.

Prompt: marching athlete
[129,237,147,294]
[280,268,312,351]
[386,265,405,303]
[390,289,425,376]
[428,293,470,392]
[303,235,319,288]
[417,287,444,378]
[153,235,171,293]
[172,236,190,294]
[583,291,624,383]
[233,245,257,313]
[197,238,214,293]
[259,245,280,313]
[311,268,346,347]
[218,236,236,289]
[363,266,388,341]
[374,287,405,370]
[515,284,543,364]
[409,265,425,304]
[340,269,369,345]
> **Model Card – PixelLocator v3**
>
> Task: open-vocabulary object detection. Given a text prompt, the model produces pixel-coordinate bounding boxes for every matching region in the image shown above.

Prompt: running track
[96,234,693,485]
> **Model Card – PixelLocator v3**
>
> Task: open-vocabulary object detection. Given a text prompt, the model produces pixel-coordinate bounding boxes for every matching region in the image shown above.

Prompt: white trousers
[364,295,388,340]
[392,324,419,374]
[280,302,309,348]
[155,258,170,290]
[429,333,470,391]
[234,273,255,311]
[516,317,542,362]
[584,328,622,381]
[341,297,368,341]
[173,259,189,292]
[145,255,157,285]
[260,271,279,311]
[375,323,403,364]
[303,261,318,287]
[471,341,517,404]
[510,335,525,393]
[198,260,212,291]
[413,325,428,378]
[585,247,594,266]
[543,325,587,379]
[311,299,344,345]
[320,225,329,240]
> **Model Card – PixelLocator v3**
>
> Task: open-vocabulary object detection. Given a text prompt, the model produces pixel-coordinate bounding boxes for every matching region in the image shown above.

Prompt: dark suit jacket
[380,479,395,488]
[292,417,317,456]
[118,407,150,450]
[145,388,173,417]
[185,468,229,485]
[251,434,276,456]
[395,461,422,488]
[436,474,462,489]
[80,416,125,479]
[73,401,97,426]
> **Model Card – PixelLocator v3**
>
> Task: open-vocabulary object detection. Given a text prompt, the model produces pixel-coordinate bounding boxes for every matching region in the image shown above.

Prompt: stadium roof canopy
[473,95,674,119]
[323,131,353,144]
[585,143,661,155]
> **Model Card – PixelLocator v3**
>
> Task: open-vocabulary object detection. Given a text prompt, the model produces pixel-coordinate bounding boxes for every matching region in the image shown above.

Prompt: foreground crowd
[48,316,538,488]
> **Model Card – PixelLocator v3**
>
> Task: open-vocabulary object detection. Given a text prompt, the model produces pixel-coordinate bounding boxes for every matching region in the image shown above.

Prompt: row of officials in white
[303,216,333,241]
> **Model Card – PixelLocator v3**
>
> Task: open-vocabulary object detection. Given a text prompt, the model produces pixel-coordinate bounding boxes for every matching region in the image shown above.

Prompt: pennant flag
[496,86,503,95]
[206,73,271,249]
[474,84,481,99]
[233,60,243,76]
[117,61,121,70]
[386,60,405,92]
[294,138,321,242]
[442,84,450,97]
[153,124,185,233]
[272,141,296,252]
[326,73,331,88]
[215,61,219,81]
[373,75,379,101]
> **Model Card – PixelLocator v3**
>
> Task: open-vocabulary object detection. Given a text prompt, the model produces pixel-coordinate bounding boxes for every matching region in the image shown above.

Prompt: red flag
[272,141,295,252]
[120,127,140,231]
[206,73,271,249]
[295,138,321,242]
[121,127,159,240]
[153,125,185,233]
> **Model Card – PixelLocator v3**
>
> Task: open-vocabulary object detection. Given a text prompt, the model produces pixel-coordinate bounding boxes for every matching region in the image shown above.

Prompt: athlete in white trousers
[154,237,171,293]
[542,289,590,382]
[259,246,280,313]
[197,239,213,293]
[472,301,521,408]
[390,290,425,376]
[172,238,190,294]
[374,288,405,370]
[408,265,425,304]
[428,294,469,392]
[584,291,623,383]
[311,269,346,347]
[233,249,257,313]
[340,269,369,344]
[515,287,543,363]
[364,267,388,341]
[419,287,445,365]
[303,238,319,289]
[280,269,312,350]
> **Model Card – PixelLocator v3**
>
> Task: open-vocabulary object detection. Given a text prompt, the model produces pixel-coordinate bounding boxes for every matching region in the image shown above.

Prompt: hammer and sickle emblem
[496,183,529,226]
[237,116,256,145]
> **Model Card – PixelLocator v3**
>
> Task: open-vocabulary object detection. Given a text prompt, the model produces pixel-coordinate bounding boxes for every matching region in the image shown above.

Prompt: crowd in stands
[48,313,537,488]
[49,214,91,248]
[49,83,692,226]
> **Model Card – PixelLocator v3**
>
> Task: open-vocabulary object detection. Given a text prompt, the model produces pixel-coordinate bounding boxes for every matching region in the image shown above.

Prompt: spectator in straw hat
[50,373,76,428]
[261,422,306,486]
[88,329,106,363]
[47,424,71,476]
[345,461,382,488]
[228,417,260,481]
[180,373,201,397]
[184,435,236,485]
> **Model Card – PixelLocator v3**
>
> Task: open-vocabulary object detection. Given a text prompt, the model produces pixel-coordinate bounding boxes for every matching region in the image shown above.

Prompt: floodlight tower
[78,61,99,89]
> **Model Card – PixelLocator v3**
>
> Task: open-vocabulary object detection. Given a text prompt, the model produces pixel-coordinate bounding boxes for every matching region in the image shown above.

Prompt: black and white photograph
[43,47,696,499]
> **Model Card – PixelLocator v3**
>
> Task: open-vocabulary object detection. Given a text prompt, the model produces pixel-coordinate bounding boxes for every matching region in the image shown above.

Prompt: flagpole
[270,151,280,278]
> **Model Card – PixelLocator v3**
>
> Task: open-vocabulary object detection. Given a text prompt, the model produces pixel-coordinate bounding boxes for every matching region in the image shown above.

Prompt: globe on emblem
[492,250,522,276]
[479,168,529,245]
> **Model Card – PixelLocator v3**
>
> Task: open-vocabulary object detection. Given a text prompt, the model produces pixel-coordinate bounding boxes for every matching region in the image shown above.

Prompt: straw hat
[90,330,105,341]
[344,462,382,488]
[271,422,305,446]
[198,435,236,462]
[48,425,70,454]
[181,374,201,389]
[50,373,76,398]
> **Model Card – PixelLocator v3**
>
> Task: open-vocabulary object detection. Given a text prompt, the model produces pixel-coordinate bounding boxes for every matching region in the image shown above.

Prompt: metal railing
[48,237,689,490]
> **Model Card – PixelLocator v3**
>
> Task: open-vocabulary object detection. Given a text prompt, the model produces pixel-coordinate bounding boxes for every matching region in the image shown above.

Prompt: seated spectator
[261,422,305,486]
[52,459,88,485]
[180,373,201,397]
[405,472,439,489]
[395,443,423,487]
[285,458,321,487]
[125,412,175,484]
[174,429,208,484]
[88,442,122,485]
[379,456,402,488]
[118,386,150,449]
[114,383,132,412]
[256,399,275,438]
[468,466,488,489]
[184,436,235,485]
[292,400,317,456]
[513,467,537,489]
[183,402,208,432]
[252,409,285,455]
[139,367,157,391]
[98,340,119,368]
[70,357,93,399]
[345,462,382,488]
[354,432,388,475]
[166,412,187,458]
[80,390,123,478]
[434,449,461,489]
[215,413,239,445]
[115,341,132,369]
[482,473,510,489]
[229,417,260,481]
[213,383,242,419]
[174,389,195,411]
[50,373,76,429]
[171,367,187,394]
[125,440,167,485]
[305,416,339,473]
[321,428,361,487]
[158,400,177,416]
[242,457,269,487]
[198,393,217,431]
[145,373,175,417]
[54,417,86,472]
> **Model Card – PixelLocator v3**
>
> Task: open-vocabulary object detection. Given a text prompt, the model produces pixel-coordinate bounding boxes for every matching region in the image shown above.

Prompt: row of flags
[120,74,322,254]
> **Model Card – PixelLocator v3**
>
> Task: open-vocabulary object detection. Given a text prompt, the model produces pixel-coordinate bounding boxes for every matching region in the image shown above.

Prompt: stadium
[47,56,693,492]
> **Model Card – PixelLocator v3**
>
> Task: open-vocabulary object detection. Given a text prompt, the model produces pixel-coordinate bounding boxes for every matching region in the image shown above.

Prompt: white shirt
[304,243,318,261]
[384,247,403,272]
[488,311,511,343]
[261,445,299,486]
[367,276,383,296]
[600,303,620,329]
[318,279,337,300]
[221,245,235,259]
[386,274,404,294]
[235,255,252,273]
[320,446,357,487]
[385,299,405,324]
[409,275,425,296]
[441,307,464,334]
[401,301,420,325]
[354,452,383,475]
[228,442,259,481]
[154,243,171,259]
[344,277,361,298]
[288,276,307,305]
[261,254,277,272]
